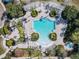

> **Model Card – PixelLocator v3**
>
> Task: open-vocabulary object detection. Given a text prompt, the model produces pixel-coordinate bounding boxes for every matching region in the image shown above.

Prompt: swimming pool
[33,17,56,47]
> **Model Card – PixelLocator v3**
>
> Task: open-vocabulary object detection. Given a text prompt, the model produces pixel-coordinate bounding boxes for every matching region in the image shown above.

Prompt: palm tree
[31,9,38,17]
[49,9,56,17]
[31,32,39,41]
[49,32,57,41]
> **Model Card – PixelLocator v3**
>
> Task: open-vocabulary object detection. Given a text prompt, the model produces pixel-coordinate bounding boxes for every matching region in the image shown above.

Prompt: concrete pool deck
[22,1,65,48]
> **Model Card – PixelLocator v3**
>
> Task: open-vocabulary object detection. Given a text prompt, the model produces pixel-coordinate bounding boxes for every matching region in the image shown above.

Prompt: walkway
[11,57,71,59]
[55,23,67,45]
[0,0,6,28]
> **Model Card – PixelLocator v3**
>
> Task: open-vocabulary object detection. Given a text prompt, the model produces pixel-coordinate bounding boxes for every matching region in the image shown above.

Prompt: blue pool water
[33,17,56,46]
[65,42,73,48]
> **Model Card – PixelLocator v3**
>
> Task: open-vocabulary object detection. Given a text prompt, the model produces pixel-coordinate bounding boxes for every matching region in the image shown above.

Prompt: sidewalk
[11,57,71,59]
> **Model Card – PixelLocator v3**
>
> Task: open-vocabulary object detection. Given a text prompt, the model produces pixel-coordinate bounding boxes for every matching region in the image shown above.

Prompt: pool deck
[23,1,65,48]
[55,23,67,45]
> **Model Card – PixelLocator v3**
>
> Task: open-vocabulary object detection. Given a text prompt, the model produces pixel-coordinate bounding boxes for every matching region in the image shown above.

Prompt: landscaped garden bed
[11,48,42,57]
[16,20,25,42]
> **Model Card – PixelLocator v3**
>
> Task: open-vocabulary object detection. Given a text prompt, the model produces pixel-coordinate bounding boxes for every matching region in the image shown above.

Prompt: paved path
[11,57,71,59]
[0,0,6,28]
[55,23,67,45]
[0,0,6,11]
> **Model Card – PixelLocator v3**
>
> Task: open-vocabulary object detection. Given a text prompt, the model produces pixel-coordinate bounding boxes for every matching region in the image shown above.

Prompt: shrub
[31,50,42,57]
[6,39,15,47]
[0,23,11,35]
